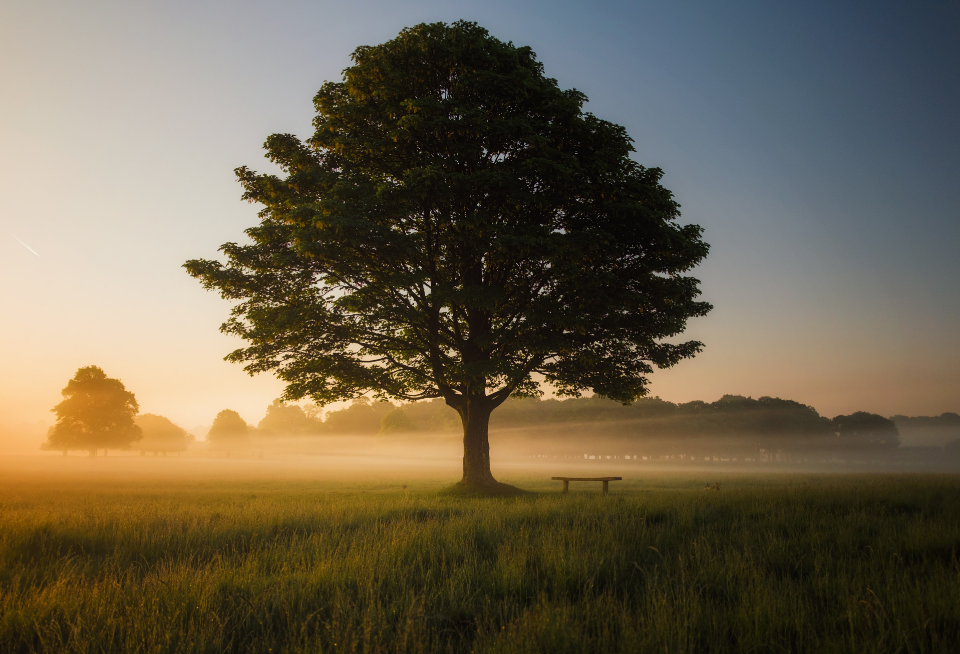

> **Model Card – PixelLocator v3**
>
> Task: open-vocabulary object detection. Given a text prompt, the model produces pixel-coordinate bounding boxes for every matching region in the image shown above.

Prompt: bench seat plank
[551,476,622,494]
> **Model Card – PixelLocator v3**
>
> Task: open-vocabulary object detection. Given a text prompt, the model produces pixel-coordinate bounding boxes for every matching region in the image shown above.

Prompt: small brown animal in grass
[704,483,720,491]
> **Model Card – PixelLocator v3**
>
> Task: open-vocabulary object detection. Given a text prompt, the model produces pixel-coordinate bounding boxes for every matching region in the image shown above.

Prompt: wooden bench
[552,476,622,494]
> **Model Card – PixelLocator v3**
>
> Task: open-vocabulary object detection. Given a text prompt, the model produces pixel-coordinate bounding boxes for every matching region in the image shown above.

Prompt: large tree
[185,21,711,492]
[45,366,142,456]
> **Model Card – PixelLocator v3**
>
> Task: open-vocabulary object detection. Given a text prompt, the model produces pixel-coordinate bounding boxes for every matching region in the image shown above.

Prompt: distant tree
[44,366,142,456]
[184,21,710,492]
[207,409,249,452]
[303,403,325,424]
[258,399,320,435]
[698,395,832,436]
[324,398,395,434]
[483,394,833,440]
[676,400,710,413]
[832,412,900,449]
[891,412,960,447]
[135,414,192,455]
[891,412,960,427]
[380,407,418,434]
[390,399,460,433]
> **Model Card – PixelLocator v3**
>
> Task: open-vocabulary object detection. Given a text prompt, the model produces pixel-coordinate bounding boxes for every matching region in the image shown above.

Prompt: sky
[1,0,958,431]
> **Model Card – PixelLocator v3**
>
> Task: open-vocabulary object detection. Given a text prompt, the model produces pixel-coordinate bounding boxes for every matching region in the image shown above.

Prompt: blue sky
[1,0,957,428]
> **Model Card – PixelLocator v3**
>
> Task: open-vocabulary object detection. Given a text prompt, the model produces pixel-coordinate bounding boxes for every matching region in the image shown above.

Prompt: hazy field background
[1,455,958,653]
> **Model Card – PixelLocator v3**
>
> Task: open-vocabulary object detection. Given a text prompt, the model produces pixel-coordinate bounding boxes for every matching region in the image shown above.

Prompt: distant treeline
[253,394,960,452]
[43,365,957,457]
[892,413,960,447]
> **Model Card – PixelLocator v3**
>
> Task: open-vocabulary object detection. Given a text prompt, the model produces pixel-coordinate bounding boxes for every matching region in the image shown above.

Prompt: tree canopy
[892,412,960,447]
[322,397,396,435]
[258,399,321,435]
[832,412,900,449]
[319,394,836,441]
[206,409,249,448]
[135,414,193,453]
[45,366,142,454]
[185,21,711,490]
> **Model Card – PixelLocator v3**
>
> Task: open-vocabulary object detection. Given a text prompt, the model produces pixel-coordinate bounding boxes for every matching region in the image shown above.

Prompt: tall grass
[1,474,958,652]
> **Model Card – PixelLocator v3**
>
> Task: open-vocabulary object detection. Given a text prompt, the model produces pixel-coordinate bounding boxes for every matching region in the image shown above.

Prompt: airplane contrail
[10,233,40,257]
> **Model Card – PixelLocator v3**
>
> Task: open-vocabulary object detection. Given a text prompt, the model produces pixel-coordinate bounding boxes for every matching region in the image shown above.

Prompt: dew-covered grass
[1,470,958,653]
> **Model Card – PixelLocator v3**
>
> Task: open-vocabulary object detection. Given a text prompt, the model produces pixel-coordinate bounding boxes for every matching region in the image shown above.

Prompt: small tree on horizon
[185,21,711,492]
[206,409,249,453]
[45,366,142,456]
[136,413,193,455]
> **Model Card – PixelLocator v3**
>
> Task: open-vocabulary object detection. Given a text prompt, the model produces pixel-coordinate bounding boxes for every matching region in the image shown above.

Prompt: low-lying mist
[5,394,959,478]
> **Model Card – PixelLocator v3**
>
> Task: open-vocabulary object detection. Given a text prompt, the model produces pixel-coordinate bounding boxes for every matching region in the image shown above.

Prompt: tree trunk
[443,393,521,495]
[459,398,497,487]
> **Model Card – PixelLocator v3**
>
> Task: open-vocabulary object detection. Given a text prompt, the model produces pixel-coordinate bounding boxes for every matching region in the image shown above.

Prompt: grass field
[1,464,959,653]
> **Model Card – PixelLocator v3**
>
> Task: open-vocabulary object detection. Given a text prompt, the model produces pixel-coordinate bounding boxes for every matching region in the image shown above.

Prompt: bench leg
[562,480,569,494]
[602,480,609,495]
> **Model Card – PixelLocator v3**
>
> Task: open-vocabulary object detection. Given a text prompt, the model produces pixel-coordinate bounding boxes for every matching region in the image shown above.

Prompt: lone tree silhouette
[45,366,142,456]
[185,21,711,493]
[206,409,249,454]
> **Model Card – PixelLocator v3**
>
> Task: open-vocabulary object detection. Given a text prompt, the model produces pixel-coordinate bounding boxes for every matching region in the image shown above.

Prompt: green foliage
[272,394,921,455]
[379,407,417,434]
[206,409,248,446]
[44,366,141,452]
[183,20,711,412]
[257,399,322,436]
[323,397,395,434]
[1,475,959,652]
[392,398,462,433]
[135,414,192,452]
[493,395,680,425]
[663,395,834,438]
[316,394,836,440]
[487,394,833,436]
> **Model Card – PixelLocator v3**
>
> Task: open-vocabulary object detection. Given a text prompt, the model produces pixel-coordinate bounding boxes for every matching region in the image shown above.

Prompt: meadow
[0,460,958,653]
